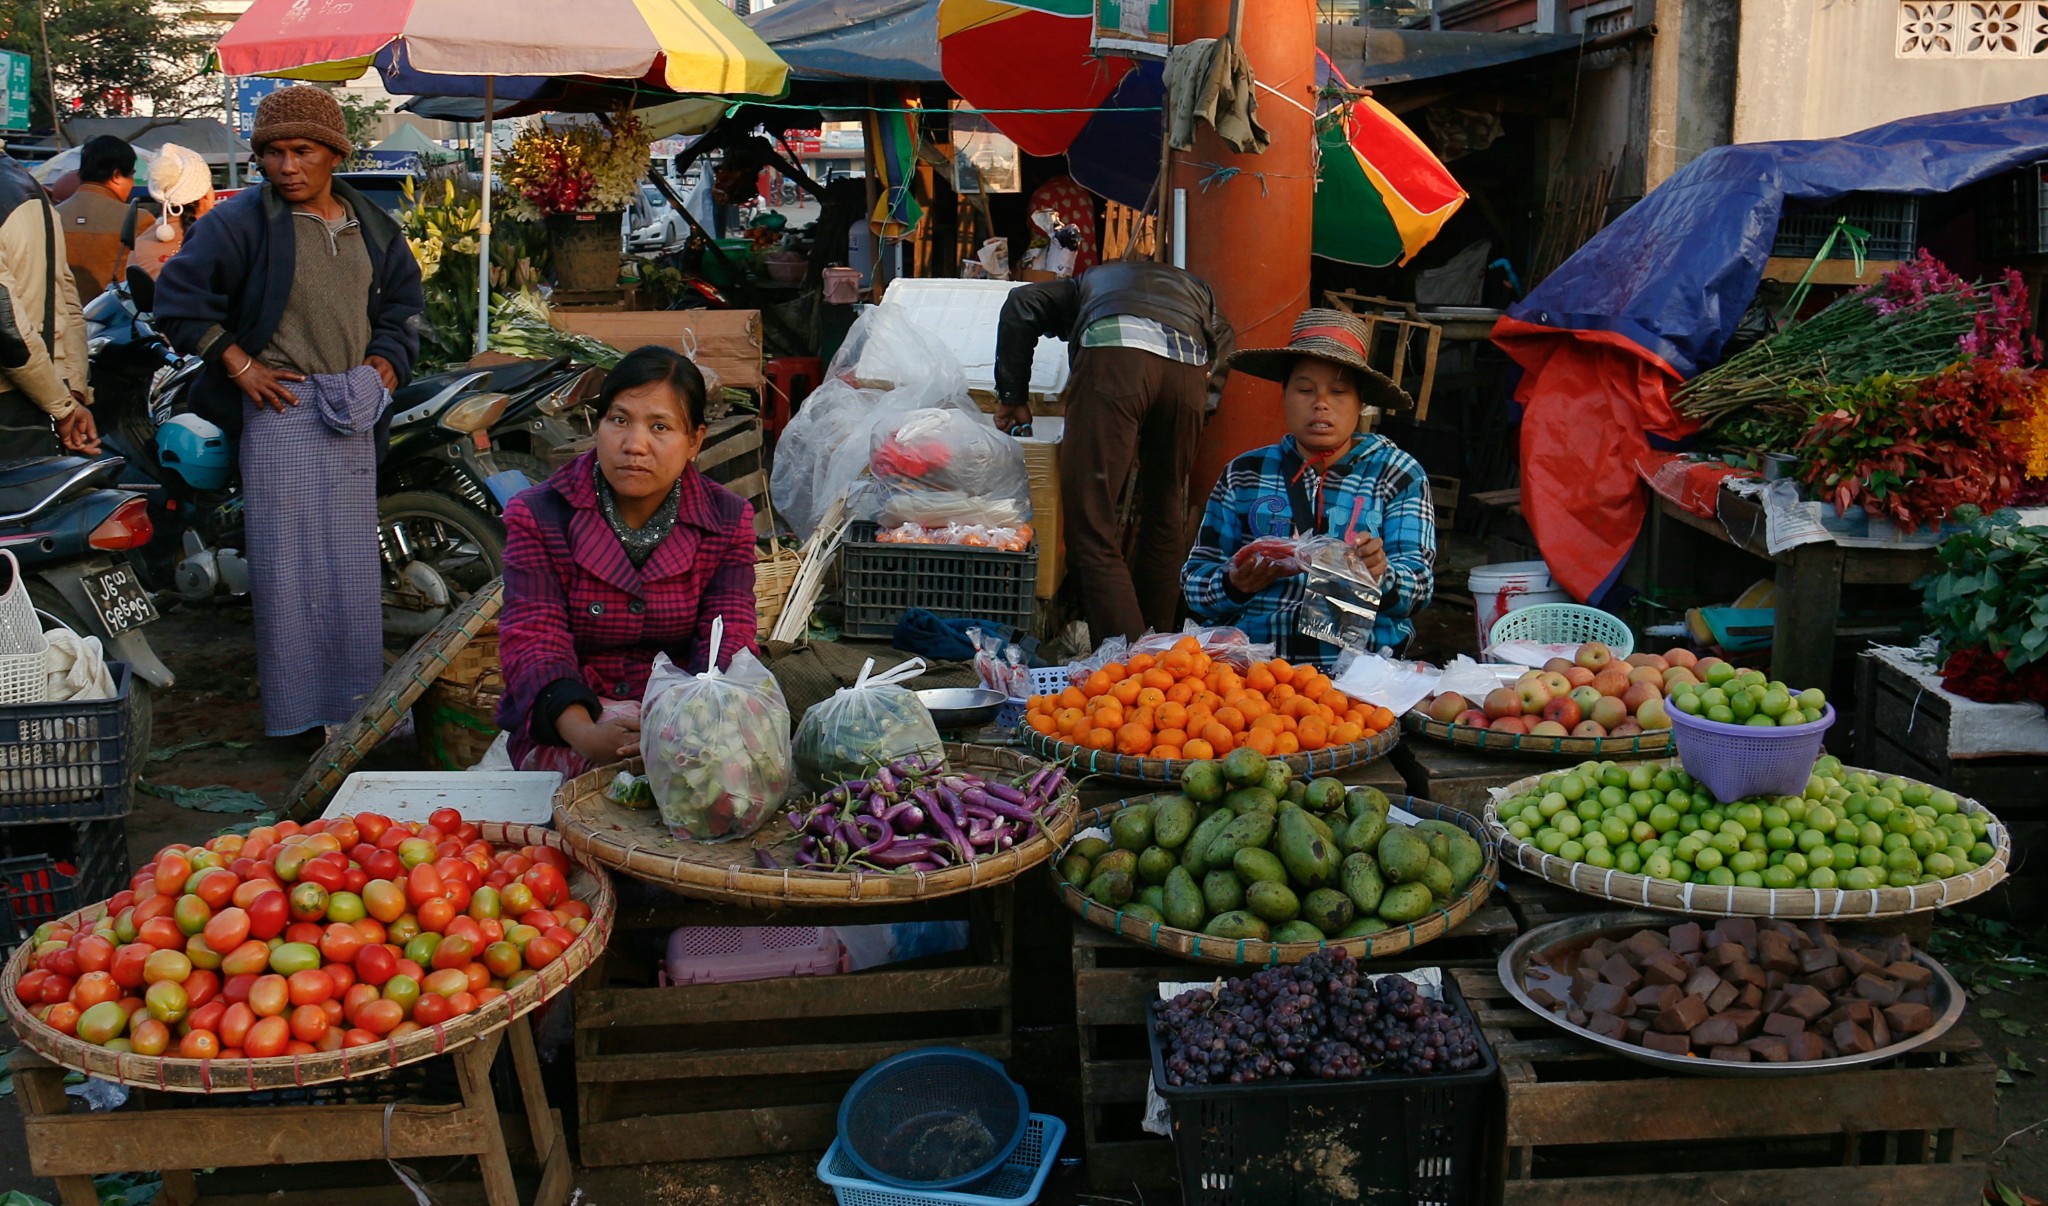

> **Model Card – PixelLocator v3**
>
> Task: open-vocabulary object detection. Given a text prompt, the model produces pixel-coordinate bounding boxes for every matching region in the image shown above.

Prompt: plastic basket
[664,924,846,985]
[837,1047,1030,1191]
[1486,603,1634,658]
[819,1113,1065,1206]
[0,817,129,944]
[840,523,1036,641]
[1028,666,1071,698]
[0,549,49,706]
[0,663,132,822]
[1148,974,1497,1205]
[1773,193,1919,261]
[1667,703,1836,802]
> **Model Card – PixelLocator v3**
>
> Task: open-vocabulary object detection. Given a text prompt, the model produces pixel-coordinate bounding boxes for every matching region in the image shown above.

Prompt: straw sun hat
[1225,307,1413,412]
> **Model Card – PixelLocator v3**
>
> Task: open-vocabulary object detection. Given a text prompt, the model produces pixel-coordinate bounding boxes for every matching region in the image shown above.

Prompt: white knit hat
[145,144,211,243]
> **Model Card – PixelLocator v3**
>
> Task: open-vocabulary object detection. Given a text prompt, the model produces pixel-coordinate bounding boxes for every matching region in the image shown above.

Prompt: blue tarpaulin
[1494,96,2048,605]
[745,0,942,83]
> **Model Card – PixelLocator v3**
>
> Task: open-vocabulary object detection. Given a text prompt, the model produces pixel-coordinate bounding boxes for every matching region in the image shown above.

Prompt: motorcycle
[0,455,170,778]
[90,271,524,645]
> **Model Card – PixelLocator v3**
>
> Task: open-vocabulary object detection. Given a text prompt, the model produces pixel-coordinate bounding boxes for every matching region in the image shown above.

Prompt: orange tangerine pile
[1024,636,1396,760]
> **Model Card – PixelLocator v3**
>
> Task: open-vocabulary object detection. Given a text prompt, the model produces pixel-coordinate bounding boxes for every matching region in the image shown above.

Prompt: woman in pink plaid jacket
[496,347,758,774]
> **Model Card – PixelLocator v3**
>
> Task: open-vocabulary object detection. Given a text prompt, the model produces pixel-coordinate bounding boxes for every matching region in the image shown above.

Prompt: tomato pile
[11,809,589,1061]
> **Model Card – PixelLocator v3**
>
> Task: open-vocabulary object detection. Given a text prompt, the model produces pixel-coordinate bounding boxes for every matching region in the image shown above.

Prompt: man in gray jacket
[994,260,1232,642]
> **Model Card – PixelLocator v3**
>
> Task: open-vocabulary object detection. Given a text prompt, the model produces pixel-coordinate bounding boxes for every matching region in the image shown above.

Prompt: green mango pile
[1058,750,1488,945]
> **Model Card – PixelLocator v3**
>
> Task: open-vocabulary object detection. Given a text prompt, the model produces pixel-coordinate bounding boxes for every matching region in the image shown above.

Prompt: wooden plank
[1503,1062,1992,1148]
[579,1033,1010,1083]
[578,1101,839,1166]
[577,965,1011,1029]
[695,418,763,475]
[1760,257,1903,288]
[1501,1160,1983,1206]
[1772,540,1847,692]
[1081,1057,1154,1103]
[1084,1137,1179,1192]
[25,1104,499,1177]
[453,1033,519,1206]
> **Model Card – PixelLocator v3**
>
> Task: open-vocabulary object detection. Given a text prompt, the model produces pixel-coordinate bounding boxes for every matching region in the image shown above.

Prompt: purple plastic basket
[1667,703,1836,802]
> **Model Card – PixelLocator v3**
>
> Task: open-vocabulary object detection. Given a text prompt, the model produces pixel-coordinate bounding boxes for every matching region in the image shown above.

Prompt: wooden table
[1393,738,1562,816]
[1646,486,1936,692]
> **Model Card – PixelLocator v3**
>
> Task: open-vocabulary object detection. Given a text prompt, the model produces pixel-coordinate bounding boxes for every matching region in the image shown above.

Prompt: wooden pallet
[573,888,1014,1168]
[11,1015,568,1206]
[1392,739,1564,817]
[1456,967,1995,1206]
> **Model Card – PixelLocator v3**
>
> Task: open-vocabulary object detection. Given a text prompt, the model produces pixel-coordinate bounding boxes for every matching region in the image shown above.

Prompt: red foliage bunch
[1939,647,2048,706]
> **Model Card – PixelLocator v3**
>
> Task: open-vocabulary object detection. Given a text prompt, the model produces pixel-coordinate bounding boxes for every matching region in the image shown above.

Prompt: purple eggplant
[962,787,1039,823]
[755,848,783,870]
[794,847,821,866]
[930,807,973,860]
[984,782,1029,807]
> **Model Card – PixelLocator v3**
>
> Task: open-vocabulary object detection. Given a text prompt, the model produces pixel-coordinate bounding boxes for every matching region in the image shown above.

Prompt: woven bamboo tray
[554,742,1077,907]
[1483,760,2012,919]
[1401,710,1674,760]
[1055,795,1498,967]
[0,822,614,1093]
[1021,725,1398,785]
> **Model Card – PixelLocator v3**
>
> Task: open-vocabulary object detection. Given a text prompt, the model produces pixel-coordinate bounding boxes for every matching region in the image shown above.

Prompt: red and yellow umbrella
[1312,52,1465,267]
[937,0,1132,158]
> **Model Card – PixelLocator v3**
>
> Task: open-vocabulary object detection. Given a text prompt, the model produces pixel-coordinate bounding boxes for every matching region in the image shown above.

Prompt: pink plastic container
[663,925,848,986]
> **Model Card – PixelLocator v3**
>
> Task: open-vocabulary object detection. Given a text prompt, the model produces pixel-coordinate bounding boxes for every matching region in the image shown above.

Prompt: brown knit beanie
[251,86,353,159]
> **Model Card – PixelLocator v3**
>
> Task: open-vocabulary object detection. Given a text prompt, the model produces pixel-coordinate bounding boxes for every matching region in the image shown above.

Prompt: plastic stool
[763,356,822,437]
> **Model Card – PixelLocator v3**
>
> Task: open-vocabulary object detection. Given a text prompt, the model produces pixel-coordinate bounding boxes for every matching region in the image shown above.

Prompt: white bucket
[1468,560,1569,651]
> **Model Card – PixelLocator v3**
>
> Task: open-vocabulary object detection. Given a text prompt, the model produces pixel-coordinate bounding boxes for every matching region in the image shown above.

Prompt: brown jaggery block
[1870,1009,1892,1049]
[1882,933,1913,964]
[1717,1007,1763,1039]
[1788,1032,1826,1062]
[1600,952,1643,991]
[1736,984,1764,1012]
[1643,1031,1693,1056]
[1668,922,1703,956]
[1885,1002,1935,1035]
[1767,919,1811,949]
[1764,970,1790,992]
[1732,962,1769,991]
[1900,987,1931,1007]
[1584,938,1619,965]
[1744,1035,1792,1062]
[1709,918,1758,948]
[1799,945,1841,974]
[1833,1021,1876,1055]
[1567,1007,1589,1028]
[1581,981,1632,1016]
[1763,1012,1809,1039]
[1780,983,1831,1022]
[1682,966,1724,1002]
[1643,950,1690,986]
[1623,929,1669,962]
[1587,1011,1629,1041]
[1708,942,1747,969]
[1633,984,1681,1013]
[1852,973,1902,1006]
[1802,966,1850,994]
[1710,1045,1754,1062]
[1705,979,1740,1014]
[1529,985,1566,1011]
[1654,994,1710,1034]
[1839,945,1883,978]
[1691,1016,1742,1048]
[1758,930,1799,974]
[1886,961,1933,990]
[1625,1017,1651,1041]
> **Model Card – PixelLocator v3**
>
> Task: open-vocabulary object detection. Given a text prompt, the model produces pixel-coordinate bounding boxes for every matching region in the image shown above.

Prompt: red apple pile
[11,810,591,1061]
[1420,643,1735,741]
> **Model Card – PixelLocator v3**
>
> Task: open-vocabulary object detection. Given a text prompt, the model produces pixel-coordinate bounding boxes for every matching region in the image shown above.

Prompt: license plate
[82,565,158,635]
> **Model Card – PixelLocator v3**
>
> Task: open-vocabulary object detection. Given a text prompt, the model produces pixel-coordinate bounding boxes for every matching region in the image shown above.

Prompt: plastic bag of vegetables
[793,657,945,789]
[639,619,793,841]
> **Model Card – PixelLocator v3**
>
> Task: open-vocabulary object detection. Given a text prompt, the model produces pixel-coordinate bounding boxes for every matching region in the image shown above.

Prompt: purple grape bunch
[1152,950,1484,1086]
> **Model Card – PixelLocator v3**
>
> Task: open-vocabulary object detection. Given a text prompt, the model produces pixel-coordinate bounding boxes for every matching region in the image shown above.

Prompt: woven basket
[756,542,801,633]
[0,822,614,1093]
[1022,725,1398,785]
[1401,710,1673,760]
[1055,795,1498,967]
[1483,759,2012,919]
[554,742,1076,907]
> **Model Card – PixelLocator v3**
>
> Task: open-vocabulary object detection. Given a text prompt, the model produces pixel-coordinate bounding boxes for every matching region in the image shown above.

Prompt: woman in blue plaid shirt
[1182,309,1437,668]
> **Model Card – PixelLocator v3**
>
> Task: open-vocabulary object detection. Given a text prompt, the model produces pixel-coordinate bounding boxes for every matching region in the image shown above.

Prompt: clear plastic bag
[792,657,946,789]
[830,303,969,408]
[639,620,793,842]
[1298,545,1384,655]
[870,408,1032,529]
[1230,533,1347,576]
[1128,623,1274,669]
[873,520,1035,551]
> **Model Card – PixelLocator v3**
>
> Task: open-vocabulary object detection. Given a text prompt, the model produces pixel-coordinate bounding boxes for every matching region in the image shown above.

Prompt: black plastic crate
[0,662,132,824]
[839,522,1036,640]
[0,816,130,942]
[1146,974,1497,1205]
[1980,162,2048,259]
[1773,193,1919,261]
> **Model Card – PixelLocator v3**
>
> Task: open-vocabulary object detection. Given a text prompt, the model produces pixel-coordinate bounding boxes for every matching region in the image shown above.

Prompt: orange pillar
[1175,0,1318,502]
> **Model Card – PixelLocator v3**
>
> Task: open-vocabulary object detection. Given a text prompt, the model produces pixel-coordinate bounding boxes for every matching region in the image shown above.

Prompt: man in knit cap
[157,85,425,739]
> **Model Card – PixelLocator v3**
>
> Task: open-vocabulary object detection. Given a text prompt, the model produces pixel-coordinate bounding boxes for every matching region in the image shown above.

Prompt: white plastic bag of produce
[793,657,945,789]
[870,407,1032,530]
[639,618,793,842]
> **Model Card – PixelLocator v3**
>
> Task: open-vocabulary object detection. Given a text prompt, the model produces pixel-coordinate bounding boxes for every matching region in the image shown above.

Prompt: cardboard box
[552,310,764,391]
[1019,424,1064,601]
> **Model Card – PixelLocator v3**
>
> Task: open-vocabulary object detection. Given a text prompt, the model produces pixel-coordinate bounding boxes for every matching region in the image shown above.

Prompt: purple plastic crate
[1668,704,1836,802]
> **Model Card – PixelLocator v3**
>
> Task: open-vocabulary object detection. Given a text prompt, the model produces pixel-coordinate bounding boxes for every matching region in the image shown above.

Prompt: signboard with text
[1,51,30,132]
[1094,0,1171,56]
[233,77,290,133]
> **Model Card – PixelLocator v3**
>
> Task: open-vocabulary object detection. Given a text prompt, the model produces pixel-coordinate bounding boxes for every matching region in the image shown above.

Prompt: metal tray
[915,687,1007,730]
[1497,911,1966,1077]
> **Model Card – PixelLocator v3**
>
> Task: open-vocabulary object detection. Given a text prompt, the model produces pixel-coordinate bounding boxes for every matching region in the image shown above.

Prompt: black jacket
[993,261,1234,407]
[156,179,423,434]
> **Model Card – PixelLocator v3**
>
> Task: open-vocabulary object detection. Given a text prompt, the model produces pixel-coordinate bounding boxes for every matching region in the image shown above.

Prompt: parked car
[623,184,687,252]
[334,170,420,216]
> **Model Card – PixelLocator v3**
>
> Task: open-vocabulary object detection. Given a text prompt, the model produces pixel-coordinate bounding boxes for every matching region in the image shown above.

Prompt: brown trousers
[1057,345,1208,643]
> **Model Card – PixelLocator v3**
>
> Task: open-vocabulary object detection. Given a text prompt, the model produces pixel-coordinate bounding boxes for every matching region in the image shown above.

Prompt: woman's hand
[560,705,641,765]
[1349,535,1388,583]
[1228,554,1296,597]
[224,346,304,412]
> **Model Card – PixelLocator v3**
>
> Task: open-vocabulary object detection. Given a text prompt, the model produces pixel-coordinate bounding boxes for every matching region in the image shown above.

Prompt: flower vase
[546,211,625,293]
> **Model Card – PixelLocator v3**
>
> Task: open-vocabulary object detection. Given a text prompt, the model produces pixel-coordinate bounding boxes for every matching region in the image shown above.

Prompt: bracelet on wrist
[228,358,254,379]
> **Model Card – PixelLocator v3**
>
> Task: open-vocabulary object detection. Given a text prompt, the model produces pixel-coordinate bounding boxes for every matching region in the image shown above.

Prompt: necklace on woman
[595,462,681,567]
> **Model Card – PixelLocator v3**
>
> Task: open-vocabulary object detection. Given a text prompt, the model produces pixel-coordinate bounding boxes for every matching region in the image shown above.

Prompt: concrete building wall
[1733,0,2048,144]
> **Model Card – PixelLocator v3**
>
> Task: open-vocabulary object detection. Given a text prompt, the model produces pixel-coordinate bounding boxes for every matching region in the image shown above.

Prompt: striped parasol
[936,0,1134,158]
[1311,52,1465,267]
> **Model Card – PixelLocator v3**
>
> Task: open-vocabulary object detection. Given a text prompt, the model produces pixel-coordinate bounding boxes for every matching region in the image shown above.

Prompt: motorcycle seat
[392,356,573,410]
[0,456,110,515]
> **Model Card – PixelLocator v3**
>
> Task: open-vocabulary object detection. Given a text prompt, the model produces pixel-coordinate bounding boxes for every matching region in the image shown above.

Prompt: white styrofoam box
[881,278,1072,400]
[323,771,563,826]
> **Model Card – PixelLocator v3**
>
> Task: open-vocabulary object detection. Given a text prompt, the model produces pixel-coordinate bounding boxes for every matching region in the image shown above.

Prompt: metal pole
[474,76,494,356]
[223,76,239,188]
[1172,188,1187,269]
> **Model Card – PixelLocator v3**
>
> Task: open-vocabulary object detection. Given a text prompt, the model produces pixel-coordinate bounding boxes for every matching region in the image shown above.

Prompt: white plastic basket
[0,550,50,705]
[1028,666,1071,699]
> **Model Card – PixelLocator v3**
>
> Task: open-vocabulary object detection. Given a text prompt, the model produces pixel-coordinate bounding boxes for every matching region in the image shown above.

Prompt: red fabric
[1294,325,1368,356]
[496,452,758,769]
[1639,451,1750,519]
[1491,316,1691,602]
[215,0,412,75]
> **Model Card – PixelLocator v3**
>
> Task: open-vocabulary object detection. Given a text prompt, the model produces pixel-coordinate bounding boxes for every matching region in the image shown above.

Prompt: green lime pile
[1057,749,1485,944]
[1668,664,1827,727]
[1494,756,1995,890]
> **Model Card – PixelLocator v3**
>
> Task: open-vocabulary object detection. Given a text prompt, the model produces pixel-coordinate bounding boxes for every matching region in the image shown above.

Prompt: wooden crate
[1393,740,1565,817]
[1457,967,1995,1206]
[573,888,1014,1168]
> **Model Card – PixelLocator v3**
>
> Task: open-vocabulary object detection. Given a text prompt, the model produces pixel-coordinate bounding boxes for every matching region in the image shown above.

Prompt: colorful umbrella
[937,0,1132,158]
[867,86,926,239]
[1311,53,1465,267]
